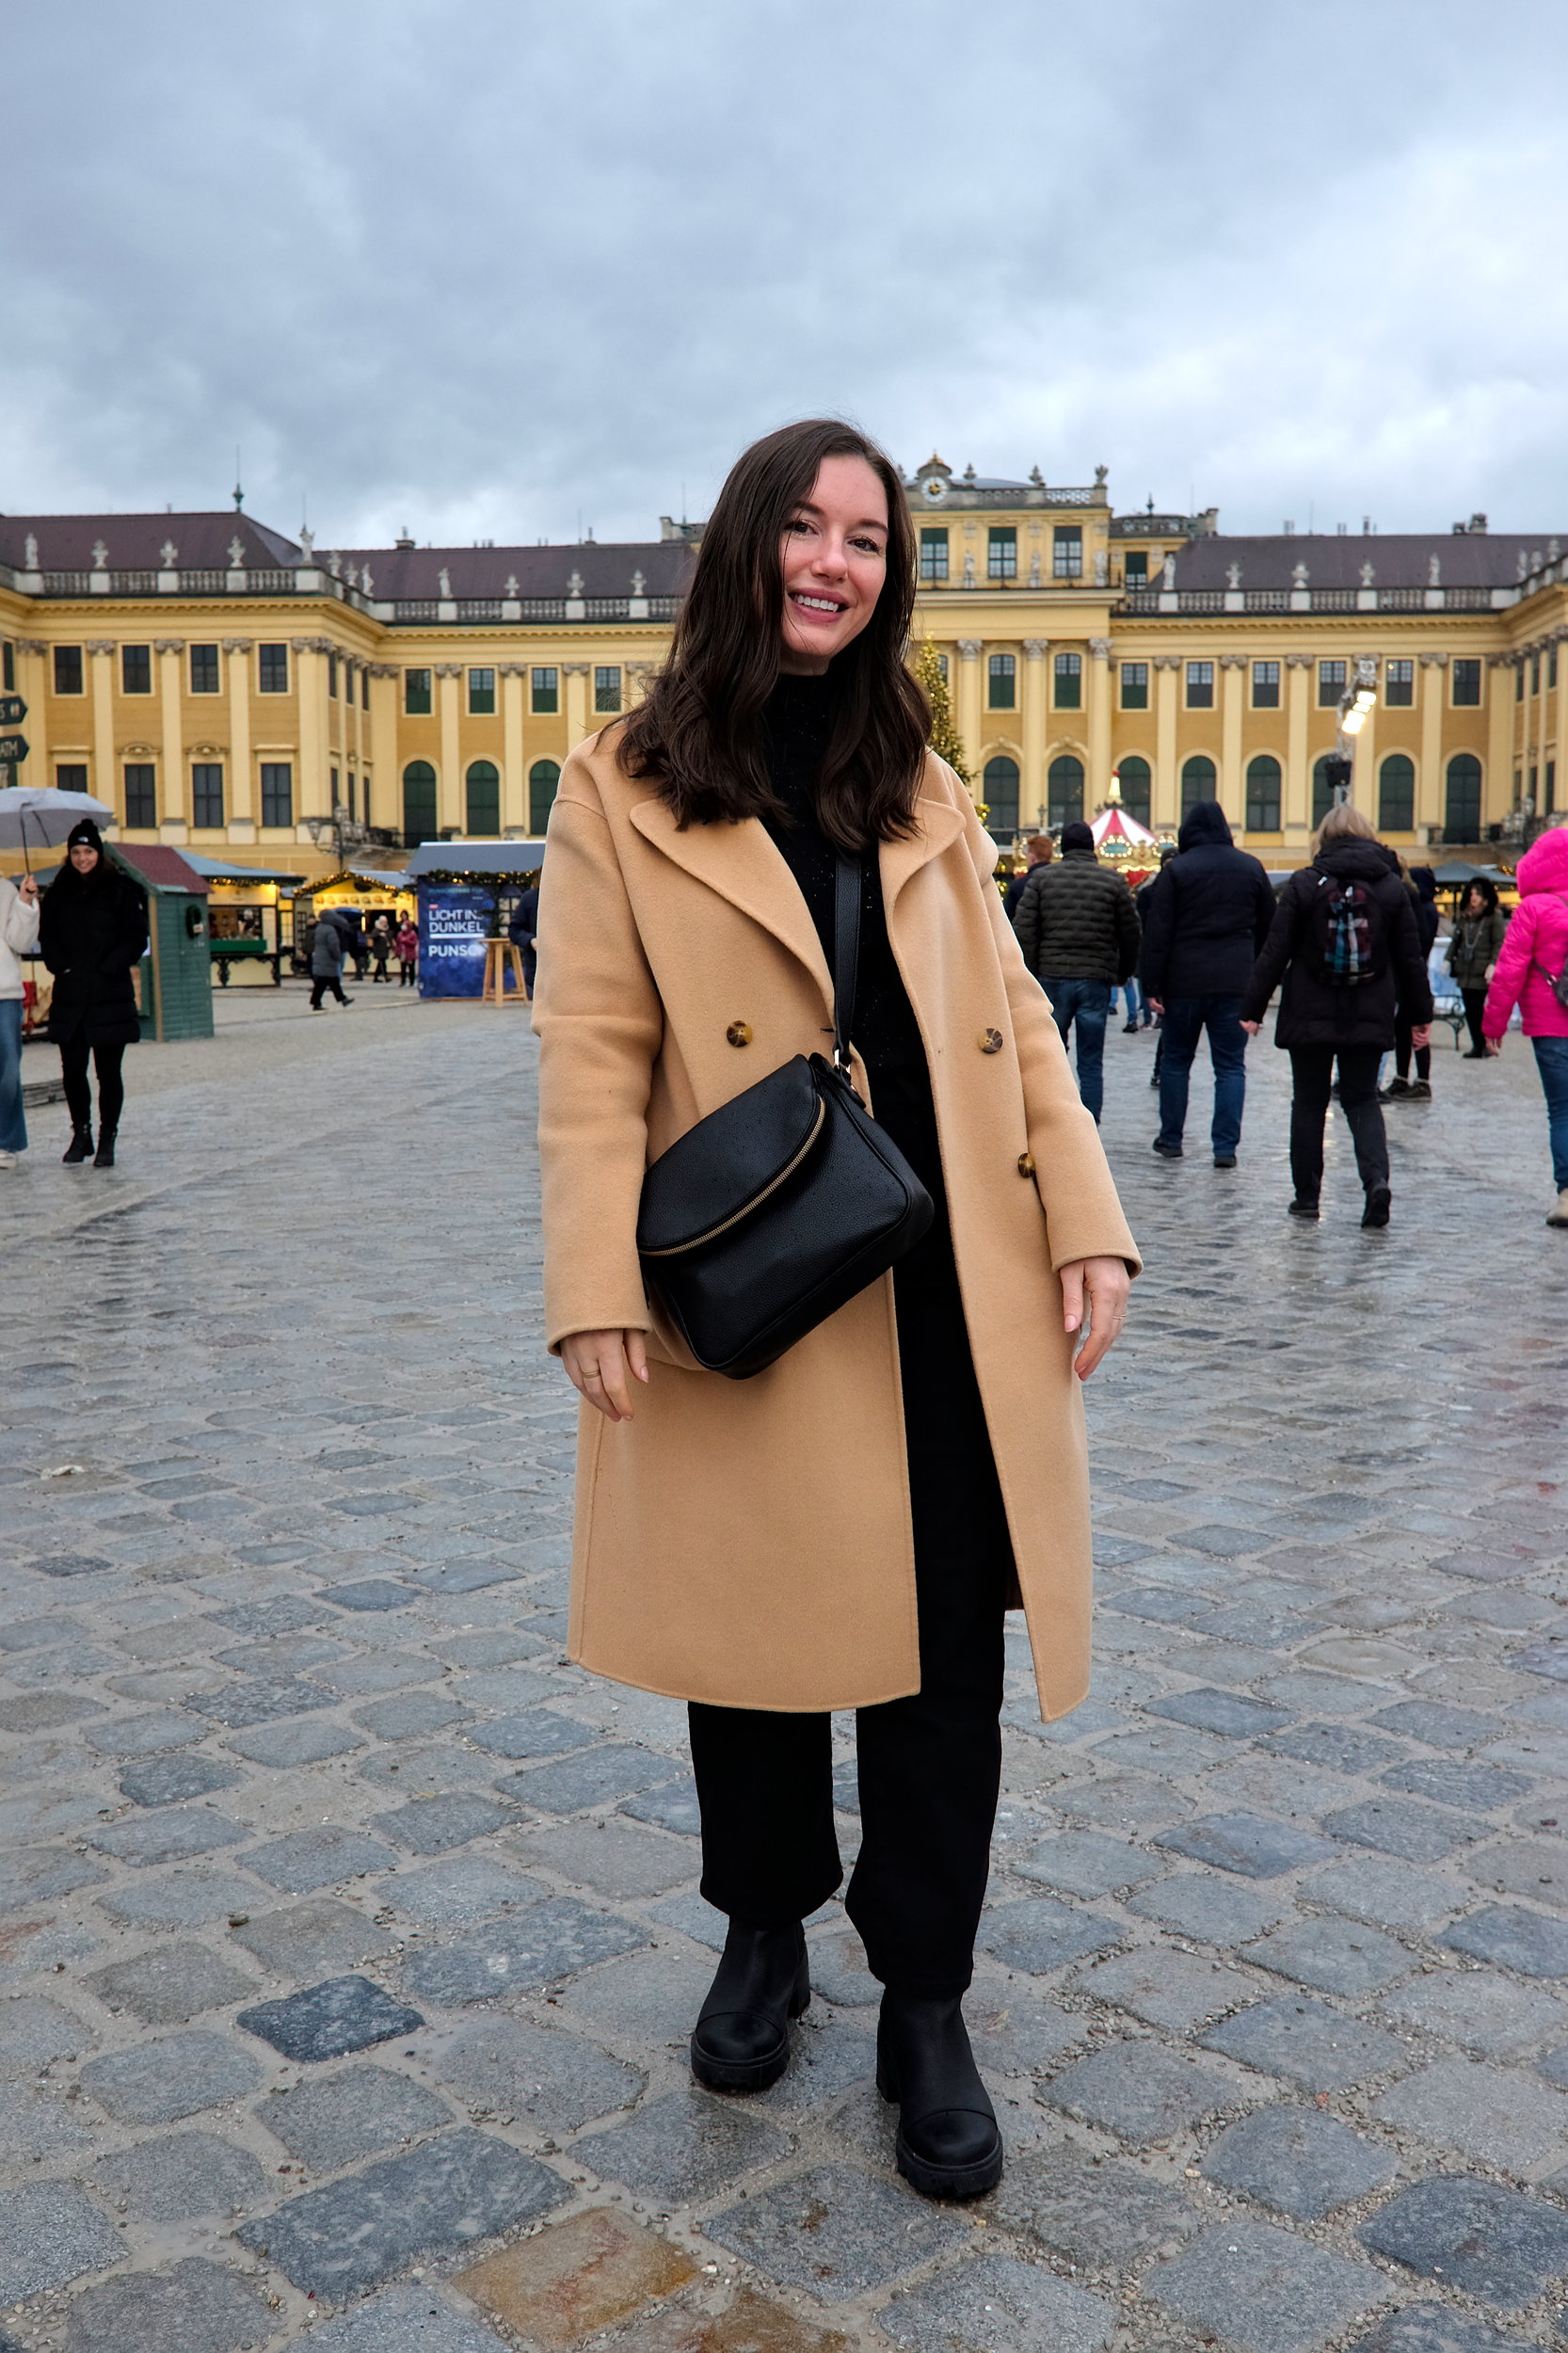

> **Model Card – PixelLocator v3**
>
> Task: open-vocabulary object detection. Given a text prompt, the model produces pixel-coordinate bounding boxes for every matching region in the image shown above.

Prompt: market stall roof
[180,852,306,885]
[32,845,208,895]
[1432,859,1513,884]
[345,861,413,888]
[404,838,547,877]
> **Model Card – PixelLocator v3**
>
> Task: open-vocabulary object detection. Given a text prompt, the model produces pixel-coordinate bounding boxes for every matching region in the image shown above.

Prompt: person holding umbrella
[40,820,148,1167]
[0,869,40,1170]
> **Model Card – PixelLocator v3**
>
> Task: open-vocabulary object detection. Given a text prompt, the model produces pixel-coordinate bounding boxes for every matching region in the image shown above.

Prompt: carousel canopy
[1091,801,1158,852]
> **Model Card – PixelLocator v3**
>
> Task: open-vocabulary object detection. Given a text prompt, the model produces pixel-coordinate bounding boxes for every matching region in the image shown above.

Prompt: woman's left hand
[1061,1257,1130,1381]
[1240,1018,1261,1036]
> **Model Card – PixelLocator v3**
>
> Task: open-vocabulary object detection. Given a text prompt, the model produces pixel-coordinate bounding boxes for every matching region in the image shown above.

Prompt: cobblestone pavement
[1,1000,1565,2353]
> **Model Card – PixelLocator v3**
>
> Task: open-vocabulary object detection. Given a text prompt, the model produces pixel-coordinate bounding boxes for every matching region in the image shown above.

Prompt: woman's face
[69,841,100,874]
[1465,885,1483,913]
[777,455,888,674]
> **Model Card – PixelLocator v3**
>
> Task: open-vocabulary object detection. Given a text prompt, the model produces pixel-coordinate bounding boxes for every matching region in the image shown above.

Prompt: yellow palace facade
[2,456,1565,887]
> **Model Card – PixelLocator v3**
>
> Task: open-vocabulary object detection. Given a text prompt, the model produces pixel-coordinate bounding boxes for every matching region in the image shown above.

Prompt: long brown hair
[616,419,929,852]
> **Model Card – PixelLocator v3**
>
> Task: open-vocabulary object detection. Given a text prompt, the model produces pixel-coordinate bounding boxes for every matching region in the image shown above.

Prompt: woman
[533,420,1137,2201]
[40,821,147,1168]
[0,869,40,1170]
[395,915,419,987]
[370,914,393,983]
[309,909,352,1010]
[1241,801,1431,1226]
[1383,861,1441,1101]
[1447,875,1508,1057]
[1481,825,1568,1228]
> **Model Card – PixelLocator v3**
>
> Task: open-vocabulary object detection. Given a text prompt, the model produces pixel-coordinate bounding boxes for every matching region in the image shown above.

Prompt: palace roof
[0,512,301,570]
[1169,529,1562,594]
[330,538,692,600]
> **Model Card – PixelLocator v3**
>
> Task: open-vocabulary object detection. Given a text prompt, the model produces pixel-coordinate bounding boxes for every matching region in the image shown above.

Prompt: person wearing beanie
[1013,819,1141,1123]
[39,821,148,1168]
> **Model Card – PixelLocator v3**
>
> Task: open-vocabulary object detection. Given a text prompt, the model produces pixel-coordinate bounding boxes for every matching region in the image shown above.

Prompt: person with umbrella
[39,820,148,1167]
[0,868,40,1170]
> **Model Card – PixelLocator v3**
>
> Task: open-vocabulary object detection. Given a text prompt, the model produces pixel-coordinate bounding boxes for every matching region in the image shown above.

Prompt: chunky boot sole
[876,2061,1003,2200]
[1362,1184,1392,1229]
[690,1955,810,2093]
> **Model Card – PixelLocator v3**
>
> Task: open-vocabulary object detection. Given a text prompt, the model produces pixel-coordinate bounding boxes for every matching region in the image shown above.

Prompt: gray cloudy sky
[8,0,1568,547]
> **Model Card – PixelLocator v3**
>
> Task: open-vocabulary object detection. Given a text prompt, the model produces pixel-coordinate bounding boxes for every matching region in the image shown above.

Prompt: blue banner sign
[418,884,493,998]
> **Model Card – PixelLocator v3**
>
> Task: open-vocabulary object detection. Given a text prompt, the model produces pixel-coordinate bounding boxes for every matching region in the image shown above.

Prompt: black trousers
[1463,988,1489,1053]
[59,1038,125,1133]
[311,973,348,1008]
[1288,1043,1388,1198]
[1393,1015,1431,1082]
[689,1081,1011,1999]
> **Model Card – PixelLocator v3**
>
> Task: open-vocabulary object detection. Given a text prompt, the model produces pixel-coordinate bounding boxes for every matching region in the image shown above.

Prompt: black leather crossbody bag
[635,856,935,1379]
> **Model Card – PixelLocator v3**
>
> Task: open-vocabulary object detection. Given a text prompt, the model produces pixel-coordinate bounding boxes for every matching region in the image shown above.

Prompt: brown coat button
[978,1027,1003,1055]
[1017,1151,1036,1177]
[726,1021,753,1048]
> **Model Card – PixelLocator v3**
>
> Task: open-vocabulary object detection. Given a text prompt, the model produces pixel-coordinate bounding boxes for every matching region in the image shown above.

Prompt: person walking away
[1241,801,1432,1226]
[534,419,1137,2201]
[1480,825,1568,1227]
[508,880,539,997]
[309,908,353,1010]
[1140,800,1275,1167]
[0,869,40,1171]
[370,915,393,983]
[1447,877,1508,1058]
[1384,863,1442,1099]
[1014,820,1140,1124]
[395,914,419,987]
[39,821,148,1168]
[1003,833,1052,924]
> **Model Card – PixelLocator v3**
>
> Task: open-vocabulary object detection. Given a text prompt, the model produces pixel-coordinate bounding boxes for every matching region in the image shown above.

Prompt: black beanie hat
[1059,820,1095,853]
[66,818,104,852]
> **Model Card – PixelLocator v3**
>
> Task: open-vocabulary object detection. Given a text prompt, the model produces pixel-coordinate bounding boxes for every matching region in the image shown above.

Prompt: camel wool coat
[532,728,1141,1721]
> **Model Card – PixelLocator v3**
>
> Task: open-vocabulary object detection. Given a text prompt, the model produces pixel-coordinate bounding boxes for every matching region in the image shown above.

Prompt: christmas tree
[913,636,972,791]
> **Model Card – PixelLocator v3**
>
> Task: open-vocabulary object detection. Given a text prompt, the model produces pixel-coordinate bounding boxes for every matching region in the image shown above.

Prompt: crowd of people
[1004,803,1568,1231]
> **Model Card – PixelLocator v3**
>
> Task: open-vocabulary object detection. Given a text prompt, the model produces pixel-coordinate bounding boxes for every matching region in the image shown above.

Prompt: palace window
[595,666,622,713]
[1551,647,1560,690]
[1445,752,1482,840]
[1117,755,1151,825]
[404,667,432,715]
[529,759,561,833]
[1312,755,1337,826]
[987,653,1016,710]
[1252,660,1280,709]
[1318,659,1346,708]
[258,644,288,695]
[1384,658,1414,707]
[403,760,437,846]
[192,762,224,828]
[466,760,500,834]
[1532,654,1542,696]
[361,665,371,710]
[54,646,84,695]
[190,644,219,695]
[56,762,88,792]
[327,651,339,698]
[1378,754,1416,833]
[1120,662,1148,710]
[1048,754,1084,829]
[260,762,293,827]
[531,666,559,713]
[1547,759,1558,813]
[1517,664,1526,702]
[1185,661,1214,710]
[919,528,949,582]
[1451,658,1482,707]
[1053,651,1082,709]
[468,667,496,714]
[1,642,12,692]
[123,763,156,828]
[1245,754,1281,831]
[1181,754,1216,814]
[983,756,1019,835]
[121,645,152,695]
[1124,551,1148,589]
[1052,525,1082,579]
[987,527,1016,581]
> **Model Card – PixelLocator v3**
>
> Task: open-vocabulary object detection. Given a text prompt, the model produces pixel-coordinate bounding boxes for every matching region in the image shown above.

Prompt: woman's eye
[851,536,885,556]
[786,518,813,536]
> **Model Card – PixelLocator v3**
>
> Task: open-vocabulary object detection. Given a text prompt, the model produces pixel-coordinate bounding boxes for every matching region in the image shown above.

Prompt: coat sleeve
[946,774,1141,1276]
[1481,897,1535,1038]
[0,882,39,958]
[1242,879,1304,1023]
[111,887,149,972]
[531,750,665,1352]
[1137,871,1173,996]
[1387,883,1433,1024]
[1113,879,1141,984]
[1013,866,1042,975]
[1252,864,1278,956]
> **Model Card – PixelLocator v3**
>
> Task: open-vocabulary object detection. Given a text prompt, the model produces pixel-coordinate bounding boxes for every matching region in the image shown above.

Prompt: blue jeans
[1042,977,1111,1123]
[0,1000,24,1153]
[1534,1036,1568,1190]
[1158,993,1248,1156]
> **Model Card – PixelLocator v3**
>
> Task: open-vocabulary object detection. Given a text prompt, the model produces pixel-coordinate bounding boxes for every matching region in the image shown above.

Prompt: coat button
[978,1027,1003,1055]
[726,1021,752,1048]
[1017,1151,1036,1177]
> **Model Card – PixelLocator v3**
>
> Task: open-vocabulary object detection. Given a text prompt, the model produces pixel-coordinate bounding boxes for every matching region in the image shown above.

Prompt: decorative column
[1219,653,1246,816]
[1284,654,1313,836]
[1153,656,1180,831]
[366,664,400,838]
[955,640,983,777]
[500,664,527,831]
[563,661,590,745]
[156,639,187,838]
[1087,638,1113,807]
[293,639,330,826]
[1486,657,1514,838]
[1021,641,1048,828]
[435,663,464,831]
[1416,655,1447,840]
[224,640,254,835]
[88,641,116,814]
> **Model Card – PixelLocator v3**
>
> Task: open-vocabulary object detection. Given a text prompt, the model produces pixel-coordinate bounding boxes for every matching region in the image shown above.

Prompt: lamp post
[1331,657,1379,805]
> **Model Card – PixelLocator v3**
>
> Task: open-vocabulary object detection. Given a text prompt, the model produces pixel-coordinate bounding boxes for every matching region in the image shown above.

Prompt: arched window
[465,760,500,836]
[1312,755,1337,827]
[1445,753,1482,842]
[1379,754,1416,834]
[1245,754,1281,833]
[1048,755,1084,830]
[1115,756,1151,826]
[402,760,437,848]
[1180,754,1216,816]
[529,759,562,835]
[983,756,1019,836]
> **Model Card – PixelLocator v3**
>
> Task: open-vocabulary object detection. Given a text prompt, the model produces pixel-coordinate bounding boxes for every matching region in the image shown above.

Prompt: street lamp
[1331,657,1379,803]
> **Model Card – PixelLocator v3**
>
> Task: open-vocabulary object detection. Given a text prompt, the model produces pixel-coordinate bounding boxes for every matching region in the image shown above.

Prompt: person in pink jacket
[1483,824,1568,1228]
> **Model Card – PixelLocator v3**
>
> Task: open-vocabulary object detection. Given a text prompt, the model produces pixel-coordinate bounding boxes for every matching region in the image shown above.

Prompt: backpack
[1309,872,1386,988]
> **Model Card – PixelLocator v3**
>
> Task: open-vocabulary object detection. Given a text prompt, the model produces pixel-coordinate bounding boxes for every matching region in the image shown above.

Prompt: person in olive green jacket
[1446,878,1509,1056]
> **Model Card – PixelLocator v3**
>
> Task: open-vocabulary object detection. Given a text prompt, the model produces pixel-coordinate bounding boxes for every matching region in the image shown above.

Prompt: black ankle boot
[93,1128,117,1169]
[62,1124,93,1164]
[876,1992,1002,2200]
[691,1921,809,2092]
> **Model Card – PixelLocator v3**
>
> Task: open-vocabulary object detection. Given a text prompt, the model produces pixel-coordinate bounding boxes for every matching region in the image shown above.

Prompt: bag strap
[832,854,862,1073]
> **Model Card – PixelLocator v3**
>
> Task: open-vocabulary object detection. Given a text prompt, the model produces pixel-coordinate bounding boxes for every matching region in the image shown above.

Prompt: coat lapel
[879,789,968,915]
[628,793,832,1002]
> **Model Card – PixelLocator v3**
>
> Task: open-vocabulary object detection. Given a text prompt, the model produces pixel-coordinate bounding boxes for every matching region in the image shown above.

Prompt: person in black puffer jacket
[1139,800,1277,1166]
[1014,822,1140,1123]
[1241,801,1432,1227]
[40,820,148,1168]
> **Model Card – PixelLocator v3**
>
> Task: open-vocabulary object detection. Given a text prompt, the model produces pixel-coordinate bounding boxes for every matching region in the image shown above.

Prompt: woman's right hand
[1240,1019,1261,1036]
[561,1329,649,1422]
